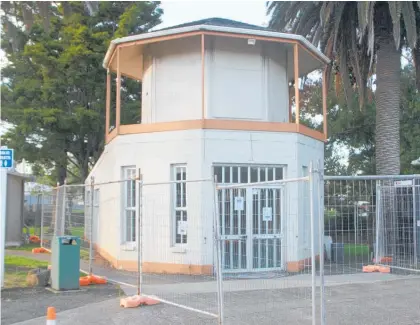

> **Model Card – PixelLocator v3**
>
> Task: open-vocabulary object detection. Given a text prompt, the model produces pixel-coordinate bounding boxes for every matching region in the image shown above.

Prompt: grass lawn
[70,226,84,238]
[4,255,49,288]
[344,244,370,258]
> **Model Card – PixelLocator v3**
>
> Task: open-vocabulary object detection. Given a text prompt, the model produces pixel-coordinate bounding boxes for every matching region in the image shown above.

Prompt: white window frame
[213,164,285,184]
[122,166,137,244]
[172,164,187,245]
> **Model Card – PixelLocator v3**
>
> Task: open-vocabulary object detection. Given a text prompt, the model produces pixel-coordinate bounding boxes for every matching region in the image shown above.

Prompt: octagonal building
[88,18,329,275]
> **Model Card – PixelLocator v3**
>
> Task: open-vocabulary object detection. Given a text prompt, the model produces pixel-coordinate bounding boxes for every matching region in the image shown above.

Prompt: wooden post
[105,71,111,143]
[322,67,328,139]
[294,44,300,125]
[116,47,121,134]
[201,34,205,119]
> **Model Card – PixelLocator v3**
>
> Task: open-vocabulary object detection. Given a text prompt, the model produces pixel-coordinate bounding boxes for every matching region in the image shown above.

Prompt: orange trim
[119,120,204,135]
[118,31,203,48]
[201,34,205,119]
[107,128,118,144]
[116,48,121,133]
[322,68,328,138]
[107,46,118,69]
[294,43,300,125]
[110,31,327,70]
[117,119,325,142]
[106,72,111,140]
[95,245,212,275]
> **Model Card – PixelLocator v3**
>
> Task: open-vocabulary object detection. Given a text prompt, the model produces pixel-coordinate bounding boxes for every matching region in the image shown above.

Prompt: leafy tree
[267,1,420,175]
[1,2,163,185]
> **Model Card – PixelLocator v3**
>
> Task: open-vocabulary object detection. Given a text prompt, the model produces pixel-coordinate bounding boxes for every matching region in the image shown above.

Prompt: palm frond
[401,1,418,48]
[388,1,402,49]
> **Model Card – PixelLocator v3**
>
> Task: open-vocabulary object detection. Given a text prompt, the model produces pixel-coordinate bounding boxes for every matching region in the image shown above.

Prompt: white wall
[142,37,202,123]
[206,37,289,122]
[90,129,323,270]
[140,36,290,124]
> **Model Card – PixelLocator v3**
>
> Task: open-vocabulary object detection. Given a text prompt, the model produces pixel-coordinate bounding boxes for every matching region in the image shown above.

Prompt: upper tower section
[103,18,330,144]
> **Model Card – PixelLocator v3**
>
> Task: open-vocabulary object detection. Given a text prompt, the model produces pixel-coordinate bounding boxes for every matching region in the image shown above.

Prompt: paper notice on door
[177,221,188,235]
[234,196,244,211]
[417,220,420,227]
[263,207,273,222]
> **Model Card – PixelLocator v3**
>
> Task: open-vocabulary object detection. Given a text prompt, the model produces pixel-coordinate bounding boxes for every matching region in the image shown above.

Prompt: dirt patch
[1,284,122,325]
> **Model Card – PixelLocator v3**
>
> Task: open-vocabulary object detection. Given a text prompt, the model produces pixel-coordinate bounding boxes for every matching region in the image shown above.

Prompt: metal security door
[251,187,283,271]
[219,187,248,272]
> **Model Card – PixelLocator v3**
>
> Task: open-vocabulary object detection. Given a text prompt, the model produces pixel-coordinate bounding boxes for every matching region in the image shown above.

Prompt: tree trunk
[414,46,420,92]
[375,18,401,175]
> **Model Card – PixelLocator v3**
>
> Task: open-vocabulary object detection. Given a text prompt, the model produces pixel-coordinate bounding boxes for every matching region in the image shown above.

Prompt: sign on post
[0,148,13,168]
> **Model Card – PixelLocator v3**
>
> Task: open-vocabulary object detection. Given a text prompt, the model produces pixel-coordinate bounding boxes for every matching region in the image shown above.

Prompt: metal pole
[354,204,357,244]
[0,169,8,287]
[309,162,316,325]
[213,175,224,324]
[40,193,44,248]
[89,176,94,275]
[412,180,417,266]
[375,181,381,264]
[61,181,67,236]
[137,175,143,295]
[317,161,325,325]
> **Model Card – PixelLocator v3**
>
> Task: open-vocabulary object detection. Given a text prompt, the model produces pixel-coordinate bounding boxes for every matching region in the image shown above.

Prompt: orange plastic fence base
[29,235,41,244]
[363,265,391,273]
[32,247,49,254]
[120,295,160,308]
[79,275,107,286]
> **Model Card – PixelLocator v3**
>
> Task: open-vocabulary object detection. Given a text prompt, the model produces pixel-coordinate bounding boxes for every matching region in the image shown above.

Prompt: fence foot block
[79,275,107,286]
[120,295,160,308]
[32,247,49,254]
[363,265,379,273]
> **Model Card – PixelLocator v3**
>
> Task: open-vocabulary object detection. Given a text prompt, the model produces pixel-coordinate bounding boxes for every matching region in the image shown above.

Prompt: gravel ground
[1,284,121,325]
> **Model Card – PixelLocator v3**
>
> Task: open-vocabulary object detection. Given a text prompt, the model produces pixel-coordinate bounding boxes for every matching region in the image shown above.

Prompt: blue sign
[0,148,14,168]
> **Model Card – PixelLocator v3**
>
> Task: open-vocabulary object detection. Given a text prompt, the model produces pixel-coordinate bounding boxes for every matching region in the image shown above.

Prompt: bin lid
[55,236,80,245]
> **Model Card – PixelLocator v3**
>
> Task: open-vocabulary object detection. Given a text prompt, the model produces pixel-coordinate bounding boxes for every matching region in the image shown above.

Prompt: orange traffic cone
[46,307,56,325]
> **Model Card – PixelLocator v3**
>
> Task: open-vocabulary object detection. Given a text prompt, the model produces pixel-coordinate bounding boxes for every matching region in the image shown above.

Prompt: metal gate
[375,179,420,268]
[218,186,283,272]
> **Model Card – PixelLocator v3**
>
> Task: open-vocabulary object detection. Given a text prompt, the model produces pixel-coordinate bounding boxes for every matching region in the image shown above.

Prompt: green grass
[4,255,49,288]
[344,244,370,258]
[8,243,40,252]
[5,255,49,269]
[70,227,84,238]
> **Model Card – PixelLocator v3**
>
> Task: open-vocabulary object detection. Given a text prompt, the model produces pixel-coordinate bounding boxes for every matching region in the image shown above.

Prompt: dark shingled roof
[154,17,273,33]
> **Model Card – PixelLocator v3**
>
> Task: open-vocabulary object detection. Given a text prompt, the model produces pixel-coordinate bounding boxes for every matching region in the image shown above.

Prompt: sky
[154,1,269,29]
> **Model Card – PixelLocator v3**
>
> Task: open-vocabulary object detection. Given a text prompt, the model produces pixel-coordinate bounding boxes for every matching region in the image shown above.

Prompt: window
[172,165,187,245]
[122,166,136,243]
[213,165,284,184]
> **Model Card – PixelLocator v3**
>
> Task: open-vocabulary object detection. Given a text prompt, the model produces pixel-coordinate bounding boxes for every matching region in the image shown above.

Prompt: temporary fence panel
[138,178,220,321]
[23,192,43,238]
[322,175,420,325]
[215,169,321,325]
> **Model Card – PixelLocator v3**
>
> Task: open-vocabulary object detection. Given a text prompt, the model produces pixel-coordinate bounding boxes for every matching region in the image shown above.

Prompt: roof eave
[102,24,330,69]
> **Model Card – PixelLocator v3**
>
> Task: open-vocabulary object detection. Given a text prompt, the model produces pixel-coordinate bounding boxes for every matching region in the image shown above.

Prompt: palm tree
[268,2,420,175]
